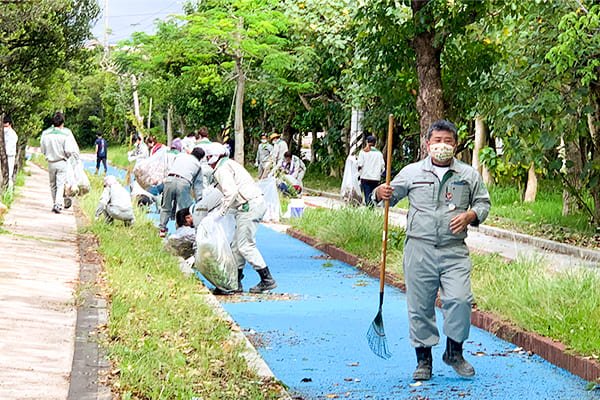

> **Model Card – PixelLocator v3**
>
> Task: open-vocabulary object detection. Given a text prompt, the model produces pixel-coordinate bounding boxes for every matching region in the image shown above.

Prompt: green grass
[303,170,342,193]
[291,206,600,359]
[290,206,405,272]
[79,175,285,399]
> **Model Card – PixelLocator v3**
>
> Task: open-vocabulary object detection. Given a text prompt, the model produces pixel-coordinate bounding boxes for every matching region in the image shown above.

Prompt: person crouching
[95,175,135,226]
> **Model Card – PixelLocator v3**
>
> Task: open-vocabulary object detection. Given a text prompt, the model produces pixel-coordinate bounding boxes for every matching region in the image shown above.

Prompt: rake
[366,113,394,360]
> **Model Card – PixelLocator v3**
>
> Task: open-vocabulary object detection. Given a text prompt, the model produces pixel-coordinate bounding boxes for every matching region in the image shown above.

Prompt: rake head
[366,309,391,359]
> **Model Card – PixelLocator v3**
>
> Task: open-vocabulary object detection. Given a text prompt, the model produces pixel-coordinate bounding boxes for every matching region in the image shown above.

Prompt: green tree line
[3,0,600,224]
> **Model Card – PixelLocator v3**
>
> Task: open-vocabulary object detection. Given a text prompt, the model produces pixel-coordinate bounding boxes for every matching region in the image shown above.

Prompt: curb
[286,227,600,383]
[303,188,600,263]
[68,200,112,400]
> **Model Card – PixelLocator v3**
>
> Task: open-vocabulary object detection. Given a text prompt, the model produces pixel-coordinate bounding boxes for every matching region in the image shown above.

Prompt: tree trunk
[411,0,445,159]
[472,116,487,174]
[524,163,537,203]
[560,136,582,215]
[232,18,246,164]
[167,105,174,147]
[0,114,7,189]
[131,75,143,135]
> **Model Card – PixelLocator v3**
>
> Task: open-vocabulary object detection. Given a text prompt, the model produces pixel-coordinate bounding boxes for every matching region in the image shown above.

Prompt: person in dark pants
[94,133,108,175]
[357,135,385,206]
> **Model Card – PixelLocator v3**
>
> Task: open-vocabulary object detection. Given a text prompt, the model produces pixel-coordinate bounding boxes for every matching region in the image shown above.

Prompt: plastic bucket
[289,198,305,218]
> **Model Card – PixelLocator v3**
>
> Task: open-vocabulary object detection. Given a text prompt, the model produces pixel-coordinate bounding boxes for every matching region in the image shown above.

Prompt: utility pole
[104,0,109,57]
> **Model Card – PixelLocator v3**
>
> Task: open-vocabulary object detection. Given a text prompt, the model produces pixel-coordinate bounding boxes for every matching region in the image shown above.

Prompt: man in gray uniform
[374,120,491,381]
[255,133,273,179]
[95,175,135,225]
[158,147,205,237]
[40,112,80,213]
[206,143,277,295]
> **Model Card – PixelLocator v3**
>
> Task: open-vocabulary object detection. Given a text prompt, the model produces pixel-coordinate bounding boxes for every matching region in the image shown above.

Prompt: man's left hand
[449,210,477,234]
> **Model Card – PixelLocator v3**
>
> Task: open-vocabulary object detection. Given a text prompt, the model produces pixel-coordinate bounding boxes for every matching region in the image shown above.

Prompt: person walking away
[357,135,385,207]
[374,120,491,382]
[40,112,80,213]
[127,135,149,162]
[193,127,214,190]
[205,143,277,295]
[94,132,108,175]
[3,116,18,188]
[95,175,135,225]
[256,133,273,179]
[158,147,205,238]
[279,151,306,194]
[269,132,288,170]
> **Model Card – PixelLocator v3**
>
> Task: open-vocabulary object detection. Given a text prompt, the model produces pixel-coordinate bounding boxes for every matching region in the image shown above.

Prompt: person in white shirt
[127,135,149,162]
[3,116,18,188]
[357,135,385,206]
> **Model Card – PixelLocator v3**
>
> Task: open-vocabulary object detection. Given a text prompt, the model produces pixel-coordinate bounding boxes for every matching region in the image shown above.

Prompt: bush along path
[209,225,599,400]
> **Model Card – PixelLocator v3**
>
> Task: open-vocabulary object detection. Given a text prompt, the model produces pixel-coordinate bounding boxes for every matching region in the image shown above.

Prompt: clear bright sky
[92,0,184,44]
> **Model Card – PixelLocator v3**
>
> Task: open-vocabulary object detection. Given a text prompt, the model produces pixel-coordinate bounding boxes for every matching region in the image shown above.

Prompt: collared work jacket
[386,156,491,247]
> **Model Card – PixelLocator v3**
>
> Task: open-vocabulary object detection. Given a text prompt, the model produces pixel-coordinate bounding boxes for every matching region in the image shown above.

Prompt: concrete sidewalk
[0,163,80,399]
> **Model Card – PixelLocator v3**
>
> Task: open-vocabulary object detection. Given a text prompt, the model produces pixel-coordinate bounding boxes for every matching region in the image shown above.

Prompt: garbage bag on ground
[74,159,91,195]
[64,159,79,197]
[190,186,224,227]
[256,176,280,222]
[133,147,168,190]
[341,155,363,205]
[194,211,237,291]
[165,226,196,259]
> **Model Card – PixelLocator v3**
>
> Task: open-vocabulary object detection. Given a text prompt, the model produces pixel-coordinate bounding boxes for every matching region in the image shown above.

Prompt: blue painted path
[216,225,596,400]
[81,159,597,399]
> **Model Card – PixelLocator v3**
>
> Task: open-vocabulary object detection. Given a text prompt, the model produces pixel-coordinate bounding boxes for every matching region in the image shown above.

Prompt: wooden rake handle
[380,114,394,293]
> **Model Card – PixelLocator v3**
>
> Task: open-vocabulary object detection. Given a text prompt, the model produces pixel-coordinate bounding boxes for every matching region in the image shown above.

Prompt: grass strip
[79,174,285,400]
[291,206,600,359]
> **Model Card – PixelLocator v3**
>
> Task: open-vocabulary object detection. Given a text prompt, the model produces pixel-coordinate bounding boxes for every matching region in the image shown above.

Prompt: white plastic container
[289,198,305,218]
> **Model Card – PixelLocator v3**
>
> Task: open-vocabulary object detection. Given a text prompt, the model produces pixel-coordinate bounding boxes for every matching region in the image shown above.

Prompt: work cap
[204,143,228,164]
[104,175,118,187]
[171,138,183,152]
[270,132,281,141]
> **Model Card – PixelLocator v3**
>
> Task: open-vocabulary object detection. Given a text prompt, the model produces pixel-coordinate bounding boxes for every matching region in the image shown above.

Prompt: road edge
[286,227,600,383]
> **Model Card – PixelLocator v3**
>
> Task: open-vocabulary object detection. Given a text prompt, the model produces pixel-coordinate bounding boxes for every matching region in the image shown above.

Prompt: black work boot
[233,269,244,293]
[413,347,433,381]
[443,337,475,378]
[249,267,277,293]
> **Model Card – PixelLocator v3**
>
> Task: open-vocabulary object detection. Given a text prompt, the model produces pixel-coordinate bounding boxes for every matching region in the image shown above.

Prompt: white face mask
[429,143,454,163]
[261,139,267,143]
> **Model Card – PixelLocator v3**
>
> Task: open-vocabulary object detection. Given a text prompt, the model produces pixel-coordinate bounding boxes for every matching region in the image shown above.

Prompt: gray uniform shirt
[40,126,79,162]
[384,156,491,247]
[167,153,204,201]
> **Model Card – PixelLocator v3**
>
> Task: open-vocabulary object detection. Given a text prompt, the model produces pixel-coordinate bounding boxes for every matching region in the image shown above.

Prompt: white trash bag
[64,159,79,197]
[165,226,196,259]
[341,155,363,205]
[133,147,168,189]
[194,211,237,291]
[256,176,280,222]
[74,159,91,195]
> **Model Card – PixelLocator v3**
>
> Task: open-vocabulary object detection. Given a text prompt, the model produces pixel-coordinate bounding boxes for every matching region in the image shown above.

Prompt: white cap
[204,143,228,164]
[104,175,118,187]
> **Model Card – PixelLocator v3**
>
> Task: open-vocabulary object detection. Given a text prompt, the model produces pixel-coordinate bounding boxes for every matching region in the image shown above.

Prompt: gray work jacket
[382,156,491,247]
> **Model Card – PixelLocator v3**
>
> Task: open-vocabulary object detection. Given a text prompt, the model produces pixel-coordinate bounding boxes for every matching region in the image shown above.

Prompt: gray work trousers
[160,176,193,230]
[48,160,67,208]
[403,238,473,348]
[97,204,135,224]
[231,197,267,270]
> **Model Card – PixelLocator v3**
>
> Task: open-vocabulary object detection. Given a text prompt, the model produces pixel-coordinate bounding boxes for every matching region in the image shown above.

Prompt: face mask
[429,143,454,163]
[261,139,267,143]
